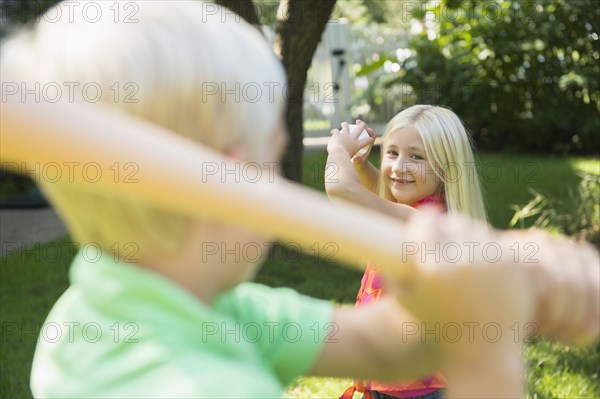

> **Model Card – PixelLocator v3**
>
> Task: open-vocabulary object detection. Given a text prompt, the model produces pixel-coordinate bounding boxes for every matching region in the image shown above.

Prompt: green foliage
[511,172,600,246]
[356,53,398,76]
[396,0,600,154]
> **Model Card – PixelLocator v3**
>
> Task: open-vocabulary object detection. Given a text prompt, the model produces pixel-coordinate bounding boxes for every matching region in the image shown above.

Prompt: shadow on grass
[1,237,73,398]
[255,244,363,304]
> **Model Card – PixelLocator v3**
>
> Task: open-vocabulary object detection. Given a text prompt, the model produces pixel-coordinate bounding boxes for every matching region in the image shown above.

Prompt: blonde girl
[326,105,486,222]
[327,105,487,399]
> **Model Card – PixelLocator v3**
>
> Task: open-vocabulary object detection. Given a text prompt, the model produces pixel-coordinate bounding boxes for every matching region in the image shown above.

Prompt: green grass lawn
[1,152,599,398]
[1,238,73,397]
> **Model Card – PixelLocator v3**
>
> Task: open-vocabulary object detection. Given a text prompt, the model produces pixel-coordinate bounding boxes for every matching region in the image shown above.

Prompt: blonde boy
[1,1,598,398]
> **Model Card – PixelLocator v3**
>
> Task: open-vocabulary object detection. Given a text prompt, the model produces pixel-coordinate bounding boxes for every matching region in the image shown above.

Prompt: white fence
[265,19,411,147]
[303,20,410,140]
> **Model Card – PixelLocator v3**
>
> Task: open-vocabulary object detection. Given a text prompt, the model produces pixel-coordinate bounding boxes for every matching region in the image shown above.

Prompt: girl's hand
[327,121,375,159]
[350,119,377,167]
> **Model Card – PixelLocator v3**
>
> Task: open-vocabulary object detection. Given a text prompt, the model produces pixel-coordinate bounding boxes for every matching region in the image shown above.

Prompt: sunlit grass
[525,340,600,398]
[283,377,354,399]
[569,157,600,176]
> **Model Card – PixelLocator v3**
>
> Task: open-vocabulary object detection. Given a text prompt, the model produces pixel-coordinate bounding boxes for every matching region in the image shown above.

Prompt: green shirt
[30,251,333,398]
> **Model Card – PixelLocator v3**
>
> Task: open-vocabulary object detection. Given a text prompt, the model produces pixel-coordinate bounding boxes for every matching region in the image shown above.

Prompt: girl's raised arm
[325,121,418,221]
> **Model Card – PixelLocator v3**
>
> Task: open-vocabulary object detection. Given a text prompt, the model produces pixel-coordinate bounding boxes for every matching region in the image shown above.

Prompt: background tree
[216,0,336,182]
[388,0,599,154]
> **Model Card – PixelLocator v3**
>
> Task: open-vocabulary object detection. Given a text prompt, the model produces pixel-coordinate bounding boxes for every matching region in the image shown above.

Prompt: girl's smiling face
[381,126,443,205]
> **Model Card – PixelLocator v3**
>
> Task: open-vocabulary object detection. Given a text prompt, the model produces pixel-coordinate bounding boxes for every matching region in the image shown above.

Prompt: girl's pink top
[341,193,446,399]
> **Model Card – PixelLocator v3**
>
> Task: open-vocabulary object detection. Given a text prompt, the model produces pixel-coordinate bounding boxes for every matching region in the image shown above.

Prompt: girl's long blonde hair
[378,105,488,222]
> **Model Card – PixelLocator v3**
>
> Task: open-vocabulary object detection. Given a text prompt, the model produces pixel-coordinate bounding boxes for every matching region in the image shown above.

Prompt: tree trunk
[6,1,337,182]
[274,0,336,182]
[206,0,337,183]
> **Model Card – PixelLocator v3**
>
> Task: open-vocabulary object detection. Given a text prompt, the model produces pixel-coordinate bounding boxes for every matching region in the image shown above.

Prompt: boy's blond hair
[378,105,488,221]
[1,1,287,256]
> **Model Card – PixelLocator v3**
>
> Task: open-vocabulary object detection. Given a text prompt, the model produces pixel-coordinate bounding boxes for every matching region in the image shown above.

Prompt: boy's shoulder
[30,253,334,396]
[216,281,333,320]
